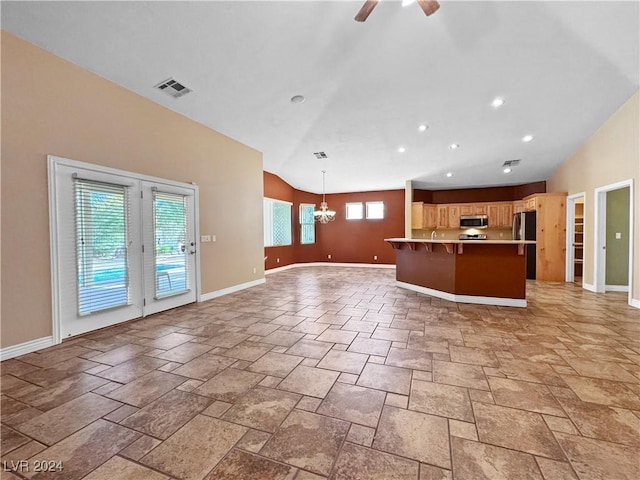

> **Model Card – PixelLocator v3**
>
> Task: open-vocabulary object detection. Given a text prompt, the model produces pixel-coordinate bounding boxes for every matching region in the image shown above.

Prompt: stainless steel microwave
[460,215,488,229]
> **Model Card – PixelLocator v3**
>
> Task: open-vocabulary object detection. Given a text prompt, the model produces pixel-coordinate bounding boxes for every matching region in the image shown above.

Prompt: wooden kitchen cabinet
[513,201,525,214]
[474,204,488,215]
[459,204,474,216]
[423,205,437,229]
[448,205,460,228]
[499,203,514,227]
[487,204,499,228]
[523,193,567,282]
[411,202,424,229]
[437,205,449,228]
[525,197,536,211]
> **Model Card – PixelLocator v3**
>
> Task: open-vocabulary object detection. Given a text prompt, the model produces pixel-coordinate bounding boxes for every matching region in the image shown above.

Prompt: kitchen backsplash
[412,228,513,240]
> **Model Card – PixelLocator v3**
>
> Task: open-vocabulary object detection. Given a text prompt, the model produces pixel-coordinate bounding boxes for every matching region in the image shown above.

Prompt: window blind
[74,179,130,315]
[152,190,190,299]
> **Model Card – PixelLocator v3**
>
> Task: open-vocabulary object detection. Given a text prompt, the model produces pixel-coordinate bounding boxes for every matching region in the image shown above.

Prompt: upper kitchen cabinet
[474,204,488,215]
[411,202,424,229]
[423,205,437,229]
[437,205,449,228]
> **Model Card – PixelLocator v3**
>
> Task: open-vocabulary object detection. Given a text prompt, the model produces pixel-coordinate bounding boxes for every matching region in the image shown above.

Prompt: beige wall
[1,32,265,348]
[547,91,639,302]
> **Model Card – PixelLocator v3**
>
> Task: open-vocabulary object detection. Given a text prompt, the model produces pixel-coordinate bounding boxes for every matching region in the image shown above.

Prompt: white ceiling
[3,1,639,193]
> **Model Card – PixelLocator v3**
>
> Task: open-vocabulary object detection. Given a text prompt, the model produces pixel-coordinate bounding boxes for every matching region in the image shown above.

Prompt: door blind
[152,190,190,298]
[74,179,131,315]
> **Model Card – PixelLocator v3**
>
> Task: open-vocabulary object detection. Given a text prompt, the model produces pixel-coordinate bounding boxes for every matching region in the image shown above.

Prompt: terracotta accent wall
[1,32,264,348]
[319,190,405,264]
[414,181,546,204]
[263,173,403,267]
[263,172,322,269]
[547,91,639,302]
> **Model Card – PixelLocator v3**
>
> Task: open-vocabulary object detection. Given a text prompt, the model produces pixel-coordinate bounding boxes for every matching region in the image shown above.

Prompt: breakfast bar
[385,238,536,307]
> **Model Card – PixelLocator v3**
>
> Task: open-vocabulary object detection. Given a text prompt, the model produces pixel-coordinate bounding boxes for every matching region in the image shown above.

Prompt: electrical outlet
[252,267,256,274]
[616,232,622,239]
[373,255,378,260]
[277,258,280,263]
[201,235,212,242]
[211,234,216,242]
[328,254,332,260]
[499,232,503,238]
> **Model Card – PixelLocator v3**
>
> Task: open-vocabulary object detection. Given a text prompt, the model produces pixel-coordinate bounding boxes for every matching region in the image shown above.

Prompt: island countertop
[384,237,536,245]
[385,238,533,307]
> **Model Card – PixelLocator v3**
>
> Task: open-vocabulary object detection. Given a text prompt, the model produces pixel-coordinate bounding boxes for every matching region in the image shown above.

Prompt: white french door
[49,156,199,340]
[141,181,197,316]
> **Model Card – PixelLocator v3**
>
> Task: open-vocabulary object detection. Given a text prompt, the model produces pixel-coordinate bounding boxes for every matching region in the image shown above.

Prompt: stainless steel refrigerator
[513,211,537,279]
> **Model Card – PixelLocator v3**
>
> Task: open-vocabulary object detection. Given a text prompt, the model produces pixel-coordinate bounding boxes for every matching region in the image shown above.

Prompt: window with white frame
[264,198,292,246]
[345,202,363,220]
[299,204,315,244]
[366,201,385,219]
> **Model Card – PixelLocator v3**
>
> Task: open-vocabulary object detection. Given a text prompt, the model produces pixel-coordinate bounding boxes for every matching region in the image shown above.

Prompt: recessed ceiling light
[503,167,512,174]
[446,172,454,178]
[491,97,505,108]
[418,124,428,132]
[522,134,534,142]
[449,143,459,150]
[290,95,305,104]
[397,146,406,153]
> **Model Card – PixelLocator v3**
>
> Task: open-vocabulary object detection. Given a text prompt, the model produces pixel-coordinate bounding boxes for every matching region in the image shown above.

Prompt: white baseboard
[265,264,298,275]
[198,278,266,302]
[0,336,55,361]
[583,282,597,293]
[266,262,395,275]
[630,298,640,309]
[605,284,630,292]
[396,281,526,308]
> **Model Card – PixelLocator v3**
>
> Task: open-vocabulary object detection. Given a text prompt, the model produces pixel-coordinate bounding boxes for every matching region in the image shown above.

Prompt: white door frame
[565,192,586,283]
[48,155,201,344]
[593,179,634,305]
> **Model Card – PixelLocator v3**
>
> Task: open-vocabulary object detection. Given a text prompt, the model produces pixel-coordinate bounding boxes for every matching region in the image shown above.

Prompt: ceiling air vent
[313,152,328,159]
[502,159,521,167]
[154,78,192,98]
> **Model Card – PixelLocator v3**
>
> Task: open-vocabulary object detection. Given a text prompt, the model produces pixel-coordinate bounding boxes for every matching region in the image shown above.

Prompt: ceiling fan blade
[354,0,380,22]
[416,0,440,16]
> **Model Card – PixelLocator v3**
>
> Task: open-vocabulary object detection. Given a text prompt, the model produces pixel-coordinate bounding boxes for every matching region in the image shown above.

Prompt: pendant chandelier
[313,170,336,223]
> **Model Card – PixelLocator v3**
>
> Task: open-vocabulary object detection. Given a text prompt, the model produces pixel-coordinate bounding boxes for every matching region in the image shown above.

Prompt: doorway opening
[594,179,634,305]
[566,193,586,284]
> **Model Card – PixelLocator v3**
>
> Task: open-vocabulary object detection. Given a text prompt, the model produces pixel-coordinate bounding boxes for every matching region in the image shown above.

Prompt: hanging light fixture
[313,170,336,223]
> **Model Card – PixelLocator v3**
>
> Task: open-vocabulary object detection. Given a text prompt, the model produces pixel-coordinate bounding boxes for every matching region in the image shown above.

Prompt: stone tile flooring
[1,266,639,479]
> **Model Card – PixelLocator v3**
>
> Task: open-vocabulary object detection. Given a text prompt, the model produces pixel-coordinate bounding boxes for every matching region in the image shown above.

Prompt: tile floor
[1,266,639,480]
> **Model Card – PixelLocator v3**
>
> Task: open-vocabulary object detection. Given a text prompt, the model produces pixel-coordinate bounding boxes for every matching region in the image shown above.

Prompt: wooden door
[474,203,488,215]
[513,201,525,214]
[437,205,448,228]
[459,204,474,216]
[499,203,514,227]
[423,205,437,229]
[448,205,460,229]
[487,204,499,228]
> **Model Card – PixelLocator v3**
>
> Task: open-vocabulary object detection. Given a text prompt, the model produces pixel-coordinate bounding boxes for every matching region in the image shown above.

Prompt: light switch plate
[615,232,622,239]
[201,235,212,242]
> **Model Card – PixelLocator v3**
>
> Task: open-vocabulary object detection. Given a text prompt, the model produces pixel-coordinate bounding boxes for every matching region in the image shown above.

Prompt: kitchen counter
[385,238,535,245]
[385,238,534,307]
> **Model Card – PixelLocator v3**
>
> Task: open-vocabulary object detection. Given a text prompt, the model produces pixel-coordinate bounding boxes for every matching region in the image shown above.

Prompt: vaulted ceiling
[3,1,638,193]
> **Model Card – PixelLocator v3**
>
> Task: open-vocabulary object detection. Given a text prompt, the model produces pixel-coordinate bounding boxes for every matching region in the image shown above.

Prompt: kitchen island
[385,238,536,307]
